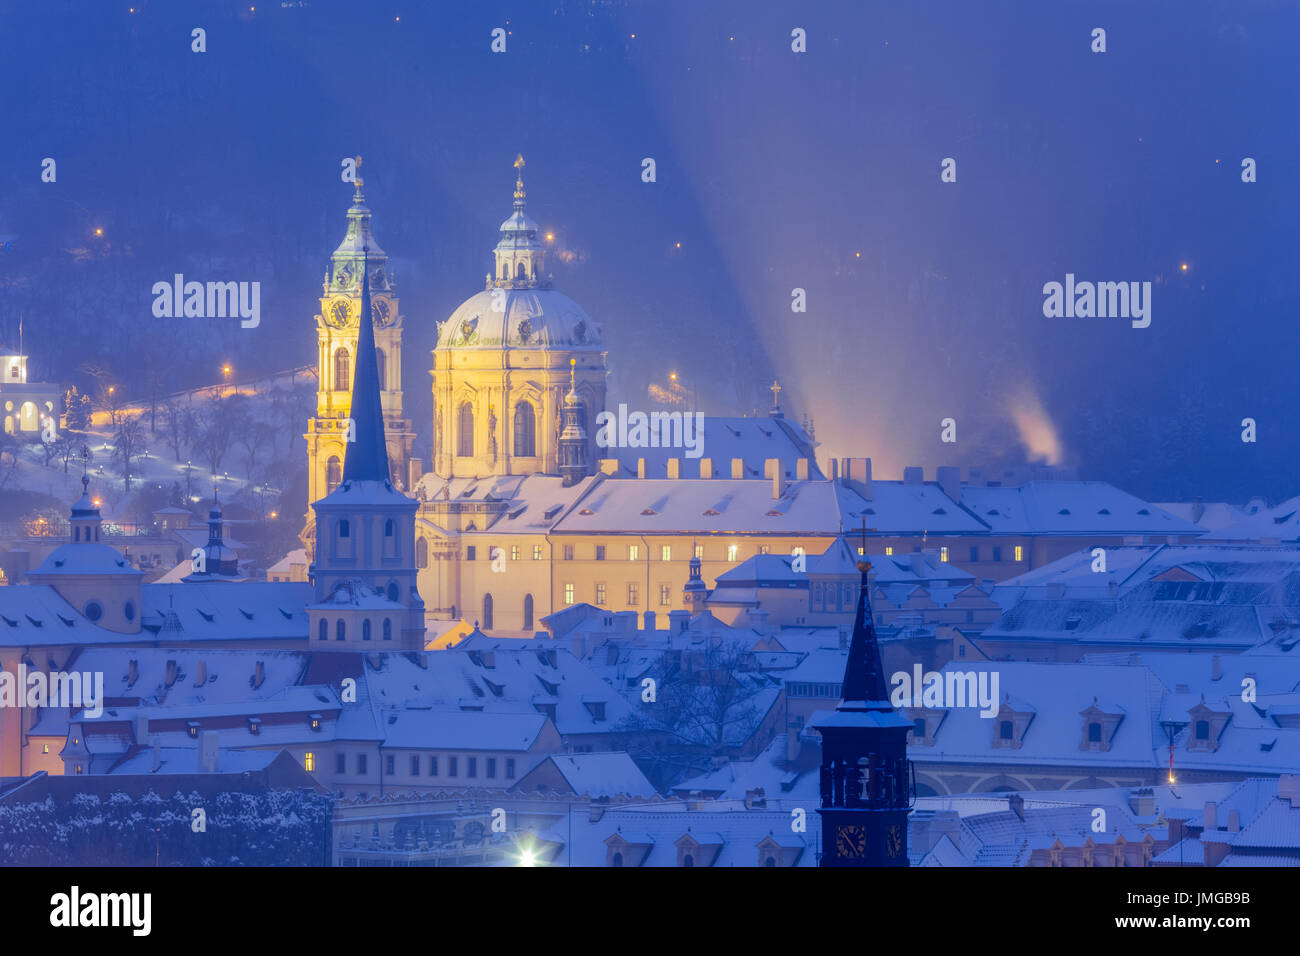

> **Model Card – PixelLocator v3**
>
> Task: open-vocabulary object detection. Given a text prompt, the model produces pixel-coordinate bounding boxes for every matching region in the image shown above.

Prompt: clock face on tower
[327,300,350,328]
[835,825,867,859]
[373,298,391,326]
[887,824,903,858]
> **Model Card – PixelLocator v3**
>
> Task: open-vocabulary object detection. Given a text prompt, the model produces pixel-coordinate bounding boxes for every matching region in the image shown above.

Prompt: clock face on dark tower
[373,298,391,327]
[835,825,867,860]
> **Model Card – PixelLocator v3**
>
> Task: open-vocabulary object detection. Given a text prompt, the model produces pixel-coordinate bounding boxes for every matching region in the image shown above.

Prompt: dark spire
[341,248,392,484]
[207,486,223,547]
[839,562,892,710]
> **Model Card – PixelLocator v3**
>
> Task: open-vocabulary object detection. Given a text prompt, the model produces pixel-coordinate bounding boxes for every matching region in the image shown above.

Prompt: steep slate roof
[604,414,821,481]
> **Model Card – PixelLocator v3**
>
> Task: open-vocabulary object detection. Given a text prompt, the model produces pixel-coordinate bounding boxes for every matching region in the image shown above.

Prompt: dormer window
[999,721,1013,740]
[1195,720,1209,740]
[1088,722,1101,742]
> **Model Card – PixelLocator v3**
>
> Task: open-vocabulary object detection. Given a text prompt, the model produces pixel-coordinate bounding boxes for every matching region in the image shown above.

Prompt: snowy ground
[5,366,316,524]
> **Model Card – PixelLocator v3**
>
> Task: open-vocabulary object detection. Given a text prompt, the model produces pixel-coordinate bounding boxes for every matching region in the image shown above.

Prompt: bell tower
[303,159,415,553]
[814,560,914,867]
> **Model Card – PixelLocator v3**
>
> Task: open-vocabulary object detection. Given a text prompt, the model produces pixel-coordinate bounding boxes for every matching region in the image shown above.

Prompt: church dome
[438,288,602,351]
[436,154,603,354]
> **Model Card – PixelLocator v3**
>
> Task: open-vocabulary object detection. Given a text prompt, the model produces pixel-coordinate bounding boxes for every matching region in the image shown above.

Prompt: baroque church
[300,156,821,637]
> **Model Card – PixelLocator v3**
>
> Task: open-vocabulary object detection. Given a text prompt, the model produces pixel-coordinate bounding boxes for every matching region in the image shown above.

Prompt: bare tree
[113,417,145,493]
[194,394,238,477]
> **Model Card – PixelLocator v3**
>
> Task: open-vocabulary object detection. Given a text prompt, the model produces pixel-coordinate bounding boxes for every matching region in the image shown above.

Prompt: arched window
[764,856,776,867]
[999,721,1014,740]
[318,619,327,641]
[376,348,387,391]
[1196,720,1210,740]
[387,582,399,603]
[516,261,527,280]
[1088,722,1102,742]
[338,518,350,539]
[416,537,429,568]
[683,854,694,868]
[513,401,535,458]
[500,262,509,280]
[362,619,372,641]
[612,852,623,867]
[382,618,392,641]
[458,402,474,457]
[336,620,346,641]
[385,519,394,537]
[333,348,351,392]
[523,593,534,631]
[326,456,342,493]
[483,593,494,630]
[74,527,80,542]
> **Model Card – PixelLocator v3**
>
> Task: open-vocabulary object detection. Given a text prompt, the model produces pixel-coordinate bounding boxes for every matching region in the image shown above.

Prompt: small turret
[558,358,588,486]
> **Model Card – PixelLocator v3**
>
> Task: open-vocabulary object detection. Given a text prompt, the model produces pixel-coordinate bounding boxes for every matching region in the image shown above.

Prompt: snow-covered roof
[603,415,820,481]
[379,710,549,751]
[515,752,657,798]
[957,481,1204,537]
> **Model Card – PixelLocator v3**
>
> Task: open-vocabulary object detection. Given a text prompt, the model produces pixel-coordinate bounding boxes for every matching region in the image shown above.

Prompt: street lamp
[222,364,235,397]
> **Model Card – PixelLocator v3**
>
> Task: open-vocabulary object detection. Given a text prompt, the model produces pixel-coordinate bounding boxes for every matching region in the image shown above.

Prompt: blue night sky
[3,0,1298,502]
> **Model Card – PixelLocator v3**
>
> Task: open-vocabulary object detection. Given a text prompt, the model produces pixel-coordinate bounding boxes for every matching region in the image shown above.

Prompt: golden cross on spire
[353,154,365,192]
[770,379,782,405]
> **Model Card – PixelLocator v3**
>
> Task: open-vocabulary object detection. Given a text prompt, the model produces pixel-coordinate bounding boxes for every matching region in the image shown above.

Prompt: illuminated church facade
[301,166,415,552]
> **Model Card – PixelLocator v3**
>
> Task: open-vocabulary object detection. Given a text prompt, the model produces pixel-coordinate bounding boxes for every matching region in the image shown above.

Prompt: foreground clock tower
[302,163,415,553]
[814,561,914,866]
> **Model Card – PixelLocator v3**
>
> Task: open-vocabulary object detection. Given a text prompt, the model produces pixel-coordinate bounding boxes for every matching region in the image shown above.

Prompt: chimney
[668,609,690,632]
[127,659,139,688]
[731,458,745,479]
[767,459,786,499]
[667,458,682,479]
[744,787,766,809]
[838,628,848,649]
[194,660,207,688]
[936,465,961,503]
[407,457,424,490]
[1128,787,1155,816]
[1203,801,1218,831]
[165,659,178,688]
[1210,655,1223,681]
[615,611,638,633]
[903,466,923,485]
[199,731,219,773]
[598,459,620,475]
[830,459,839,481]
[589,805,606,823]
[699,458,715,479]
[845,458,872,496]
[796,458,810,481]
[1008,792,1025,821]
[636,458,647,479]
[643,610,656,632]
[133,713,149,745]
[1226,809,1240,832]
[1278,775,1300,806]
[570,634,586,659]
[253,660,265,690]
[151,741,161,772]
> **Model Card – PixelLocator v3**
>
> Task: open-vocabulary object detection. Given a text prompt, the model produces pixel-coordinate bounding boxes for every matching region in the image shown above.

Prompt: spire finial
[513,153,526,206]
[569,356,576,391]
[352,154,365,199]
